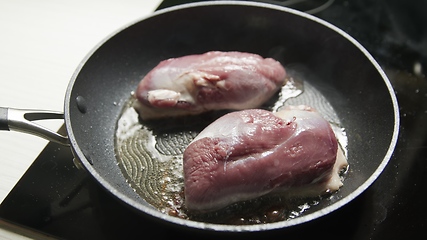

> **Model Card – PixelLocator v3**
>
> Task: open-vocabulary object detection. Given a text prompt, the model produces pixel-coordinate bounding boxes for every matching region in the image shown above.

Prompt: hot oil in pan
[114,74,348,224]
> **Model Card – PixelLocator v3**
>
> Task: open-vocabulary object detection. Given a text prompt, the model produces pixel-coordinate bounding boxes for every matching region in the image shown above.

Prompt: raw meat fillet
[183,106,347,212]
[133,51,286,119]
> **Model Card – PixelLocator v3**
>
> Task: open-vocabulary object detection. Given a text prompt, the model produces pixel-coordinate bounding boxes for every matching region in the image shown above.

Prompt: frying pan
[0,1,399,232]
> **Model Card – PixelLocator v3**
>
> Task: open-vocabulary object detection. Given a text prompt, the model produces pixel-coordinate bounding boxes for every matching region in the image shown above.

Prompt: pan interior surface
[115,72,348,224]
[64,1,399,231]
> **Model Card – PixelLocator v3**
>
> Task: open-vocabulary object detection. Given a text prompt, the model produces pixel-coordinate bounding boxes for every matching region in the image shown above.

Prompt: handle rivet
[76,96,87,114]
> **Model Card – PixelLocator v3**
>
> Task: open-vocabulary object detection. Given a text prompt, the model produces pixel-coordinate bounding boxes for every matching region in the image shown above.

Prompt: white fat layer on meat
[327,145,348,190]
[133,98,199,119]
[147,89,180,102]
[273,105,349,196]
[277,145,348,198]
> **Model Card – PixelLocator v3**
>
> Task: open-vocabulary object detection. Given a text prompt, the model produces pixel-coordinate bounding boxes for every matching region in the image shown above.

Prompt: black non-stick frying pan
[0,1,399,232]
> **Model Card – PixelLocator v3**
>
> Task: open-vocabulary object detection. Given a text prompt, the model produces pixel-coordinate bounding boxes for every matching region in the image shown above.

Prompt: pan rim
[64,0,400,232]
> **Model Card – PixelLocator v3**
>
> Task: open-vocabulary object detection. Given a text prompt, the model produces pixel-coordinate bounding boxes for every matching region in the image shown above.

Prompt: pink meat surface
[183,106,342,212]
[134,51,286,119]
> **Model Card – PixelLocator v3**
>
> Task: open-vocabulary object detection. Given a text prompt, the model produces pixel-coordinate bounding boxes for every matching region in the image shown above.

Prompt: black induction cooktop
[1,1,426,239]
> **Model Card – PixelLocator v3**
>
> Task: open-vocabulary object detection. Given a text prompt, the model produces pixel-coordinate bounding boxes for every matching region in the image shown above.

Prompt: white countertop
[0,0,162,238]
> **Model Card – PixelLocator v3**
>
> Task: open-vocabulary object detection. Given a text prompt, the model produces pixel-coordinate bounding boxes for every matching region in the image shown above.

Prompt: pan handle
[0,107,69,146]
